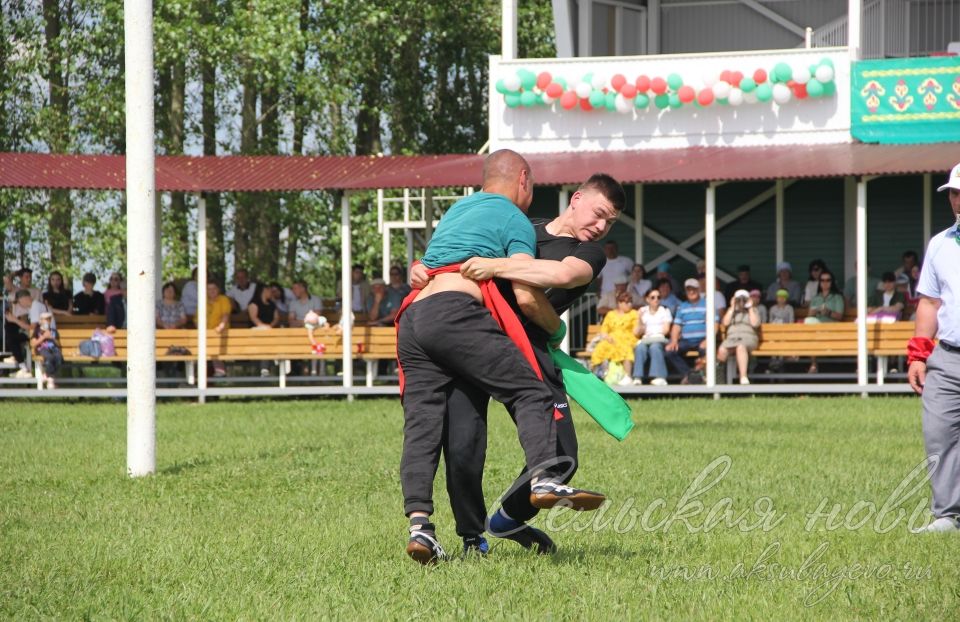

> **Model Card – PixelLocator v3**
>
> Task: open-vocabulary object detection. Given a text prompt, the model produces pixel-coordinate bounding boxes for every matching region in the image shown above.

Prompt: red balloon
[546,82,564,98]
[720,70,732,84]
[536,71,552,90]
[753,68,767,84]
[697,88,715,106]
[559,91,578,109]
[580,97,593,111]
[635,75,651,92]
[793,83,808,99]
[650,77,667,95]
[611,73,627,92]
[678,85,696,103]
[620,83,637,99]
[730,71,743,87]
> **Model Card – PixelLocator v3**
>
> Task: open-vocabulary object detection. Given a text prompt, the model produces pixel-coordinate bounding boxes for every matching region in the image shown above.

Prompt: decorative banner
[852,57,960,144]
[495,58,837,115]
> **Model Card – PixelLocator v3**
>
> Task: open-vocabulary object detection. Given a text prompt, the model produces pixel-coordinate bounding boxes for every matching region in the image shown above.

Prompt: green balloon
[505,92,521,108]
[654,93,670,109]
[668,93,682,108]
[635,93,650,109]
[756,82,773,102]
[774,62,792,83]
[589,89,605,108]
[582,72,594,85]
[605,91,617,111]
[716,98,728,106]
[822,80,836,96]
[555,77,568,90]
[806,79,824,98]
[518,69,537,91]
[496,79,508,95]
[739,77,757,92]
[667,73,683,90]
[520,91,537,107]
[820,57,834,68]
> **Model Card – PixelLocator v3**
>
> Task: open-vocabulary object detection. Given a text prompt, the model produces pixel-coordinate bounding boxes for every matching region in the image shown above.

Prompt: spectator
[3,289,34,378]
[106,289,127,332]
[717,289,761,385]
[227,268,257,312]
[269,281,289,318]
[156,282,188,329]
[3,271,16,303]
[42,270,72,316]
[764,262,802,306]
[288,280,322,328]
[597,240,634,297]
[367,278,400,326]
[180,267,198,319]
[750,289,768,323]
[204,281,231,377]
[388,265,412,303]
[596,274,638,316]
[72,272,105,315]
[627,263,652,302]
[700,275,727,317]
[590,291,639,386]
[804,268,845,373]
[723,265,763,303]
[904,265,922,320]
[248,284,279,330]
[30,311,61,389]
[843,262,880,306]
[769,289,795,324]
[894,250,919,280]
[16,268,41,302]
[654,261,680,295]
[866,272,905,323]
[631,287,672,386]
[801,259,828,307]
[337,264,371,314]
[103,272,125,306]
[657,277,681,316]
[666,278,718,383]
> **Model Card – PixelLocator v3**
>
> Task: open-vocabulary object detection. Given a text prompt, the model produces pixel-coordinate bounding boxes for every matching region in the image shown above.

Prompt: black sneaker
[462,535,489,556]
[406,524,446,565]
[529,480,606,511]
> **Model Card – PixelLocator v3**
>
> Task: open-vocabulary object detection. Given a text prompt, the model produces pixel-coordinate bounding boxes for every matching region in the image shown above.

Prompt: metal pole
[383,227,391,282]
[340,192,354,398]
[634,184,644,266]
[705,183,717,388]
[775,179,785,264]
[856,179,868,388]
[559,188,571,354]
[423,189,434,243]
[124,0,156,477]
[923,173,932,246]
[848,0,862,61]
[501,0,517,60]
[197,194,208,404]
[647,0,660,54]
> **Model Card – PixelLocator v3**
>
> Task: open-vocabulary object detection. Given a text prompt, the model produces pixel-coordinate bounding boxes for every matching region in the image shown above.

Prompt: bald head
[481,149,534,212]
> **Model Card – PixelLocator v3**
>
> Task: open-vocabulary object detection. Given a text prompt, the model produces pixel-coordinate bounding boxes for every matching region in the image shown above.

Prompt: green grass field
[2,396,957,620]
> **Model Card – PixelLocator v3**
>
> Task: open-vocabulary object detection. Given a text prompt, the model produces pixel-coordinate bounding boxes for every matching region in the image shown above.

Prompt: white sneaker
[14,368,32,379]
[617,375,633,387]
[913,517,960,533]
[46,378,56,390]
[650,378,668,387]
[632,378,643,386]
[739,377,750,385]
[260,368,270,377]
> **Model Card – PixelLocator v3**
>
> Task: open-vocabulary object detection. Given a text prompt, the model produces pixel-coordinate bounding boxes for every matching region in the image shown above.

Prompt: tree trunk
[259,84,280,280]
[43,0,72,272]
[168,60,188,274]
[233,72,259,274]
[354,75,382,156]
[200,28,225,285]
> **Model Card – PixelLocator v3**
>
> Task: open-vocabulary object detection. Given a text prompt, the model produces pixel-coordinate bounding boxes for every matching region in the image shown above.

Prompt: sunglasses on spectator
[647,294,660,300]
[820,277,832,282]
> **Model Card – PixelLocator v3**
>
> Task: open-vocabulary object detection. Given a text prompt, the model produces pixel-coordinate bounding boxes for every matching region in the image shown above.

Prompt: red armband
[907,337,935,365]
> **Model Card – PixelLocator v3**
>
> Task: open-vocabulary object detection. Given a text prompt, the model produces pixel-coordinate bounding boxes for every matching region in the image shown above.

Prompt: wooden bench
[574,324,700,375]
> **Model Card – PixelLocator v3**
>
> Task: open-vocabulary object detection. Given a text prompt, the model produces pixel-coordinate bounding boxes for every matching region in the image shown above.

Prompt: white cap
[683,278,700,289]
[733,289,750,299]
[937,162,960,192]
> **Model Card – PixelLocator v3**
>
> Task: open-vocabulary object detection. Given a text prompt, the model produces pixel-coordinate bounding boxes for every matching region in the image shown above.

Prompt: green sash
[549,348,634,441]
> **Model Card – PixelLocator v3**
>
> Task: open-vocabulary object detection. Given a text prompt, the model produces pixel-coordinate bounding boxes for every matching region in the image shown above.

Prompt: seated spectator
[717,290,761,385]
[904,265,922,320]
[666,279,718,382]
[248,284,279,329]
[700,275,727,316]
[631,288,672,386]
[804,268,845,373]
[42,270,72,316]
[769,289,795,324]
[106,289,127,332]
[750,289,768,323]
[801,259,828,307]
[205,281,232,377]
[336,264,371,314]
[16,268,41,302]
[30,311,62,389]
[764,262,802,306]
[589,291,639,386]
[227,268,258,312]
[597,240,634,297]
[388,265,412,303]
[654,261,680,295]
[180,267,198,319]
[866,272,905,323]
[3,289,34,378]
[367,278,400,326]
[596,274,639,316]
[627,263,652,302]
[3,271,16,303]
[723,265,763,302]
[269,282,289,318]
[657,277,681,317]
[103,273,125,307]
[156,282,188,329]
[73,272,106,315]
[894,250,919,280]
[288,280,322,328]
[843,262,880,306]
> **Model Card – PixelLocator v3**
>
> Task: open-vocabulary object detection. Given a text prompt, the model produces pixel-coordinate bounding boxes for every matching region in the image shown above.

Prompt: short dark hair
[82,272,96,284]
[15,288,31,300]
[580,173,626,213]
[656,277,672,290]
[737,264,750,273]
[902,250,918,261]
[162,281,178,295]
[881,271,896,282]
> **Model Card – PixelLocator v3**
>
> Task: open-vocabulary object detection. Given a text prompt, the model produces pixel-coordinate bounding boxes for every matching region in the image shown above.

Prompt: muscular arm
[914,296,940,339]
[513,283,561,335]
[461,256,595,289]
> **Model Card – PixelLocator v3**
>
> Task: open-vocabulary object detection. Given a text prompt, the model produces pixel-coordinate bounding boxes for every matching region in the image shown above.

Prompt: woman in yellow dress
[590,292,639,385]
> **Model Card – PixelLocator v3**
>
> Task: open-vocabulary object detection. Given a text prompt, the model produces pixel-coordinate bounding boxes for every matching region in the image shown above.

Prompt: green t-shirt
[421,192,535,268]
[809,292,845,322]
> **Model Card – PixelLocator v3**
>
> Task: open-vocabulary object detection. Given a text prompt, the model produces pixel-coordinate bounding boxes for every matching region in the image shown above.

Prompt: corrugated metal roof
[0,144,954,191]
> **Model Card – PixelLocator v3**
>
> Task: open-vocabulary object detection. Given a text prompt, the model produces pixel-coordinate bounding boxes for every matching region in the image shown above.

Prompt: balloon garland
[496,59,837,112]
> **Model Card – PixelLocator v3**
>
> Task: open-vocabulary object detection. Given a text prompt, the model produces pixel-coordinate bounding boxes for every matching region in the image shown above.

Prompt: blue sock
[489,508,522,535]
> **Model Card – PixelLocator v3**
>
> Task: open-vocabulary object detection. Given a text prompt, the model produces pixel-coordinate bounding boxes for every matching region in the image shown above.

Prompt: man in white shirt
[908,162,960,533]
[180,267,198,317]
[596,241,634,297]
[226,268,257,312]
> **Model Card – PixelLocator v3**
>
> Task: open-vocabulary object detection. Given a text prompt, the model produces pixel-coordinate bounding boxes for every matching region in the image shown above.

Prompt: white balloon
[712,81,731,100]
[702,71,718,87]
[815,65,834,83]
[575,82,592,99]
[793,67,811,84]
[614,93,632,114]
[542,95,555,105]
[591,74,606,89]
[743,90,759,104]
[727,88,744,106]
[504,75,521,92]
[772,83,792,105]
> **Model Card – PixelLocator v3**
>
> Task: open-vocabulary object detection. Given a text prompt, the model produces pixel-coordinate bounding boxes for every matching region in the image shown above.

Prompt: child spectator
[73,272,106,315]
[866,272,905,323]
[103,273,124,306]
[749,289,768,323]
[769,289,795,324]
[31,311,62,389]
